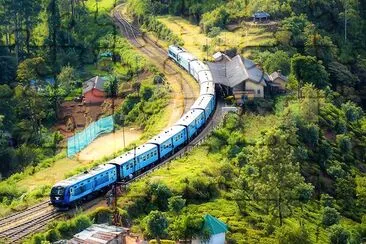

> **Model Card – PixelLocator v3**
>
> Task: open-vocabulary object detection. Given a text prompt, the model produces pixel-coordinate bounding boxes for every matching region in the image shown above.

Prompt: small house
[252,11,270,22]
[193,214,228,244]
[269,71,288,91]
[83,76,107,104]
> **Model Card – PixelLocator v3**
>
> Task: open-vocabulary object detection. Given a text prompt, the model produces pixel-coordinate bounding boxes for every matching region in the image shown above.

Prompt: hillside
[1,0,366,243]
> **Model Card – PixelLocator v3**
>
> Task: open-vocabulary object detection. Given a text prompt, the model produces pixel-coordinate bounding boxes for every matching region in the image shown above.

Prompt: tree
[57,66,77,93]
[322,207,340,227]
[0,56,17,84]
[329,225,350,244]
[147,182,172,211]
[276,224,311,244]
[144,211,168,244]
[170,214,204,242]
[355,176,366,207]
[263,51,291,75]
[168,196,186,214]
[241,128,313,226]
[16,57,50,85]
[291,54,330,89]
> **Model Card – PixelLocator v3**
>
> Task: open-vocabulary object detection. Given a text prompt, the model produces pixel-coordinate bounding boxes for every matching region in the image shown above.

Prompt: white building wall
[193,233,226,244]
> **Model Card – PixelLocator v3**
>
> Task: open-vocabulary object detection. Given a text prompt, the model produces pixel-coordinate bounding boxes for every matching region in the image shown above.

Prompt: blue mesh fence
[67,115,114,157]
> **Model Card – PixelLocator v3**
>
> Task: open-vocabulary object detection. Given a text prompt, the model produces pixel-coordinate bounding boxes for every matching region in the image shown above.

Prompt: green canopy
[203,214,228,235]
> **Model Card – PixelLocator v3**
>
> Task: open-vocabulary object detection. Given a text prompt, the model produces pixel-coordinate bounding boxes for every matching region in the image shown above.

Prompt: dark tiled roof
[208,55,267,88]
[83,76,107,94]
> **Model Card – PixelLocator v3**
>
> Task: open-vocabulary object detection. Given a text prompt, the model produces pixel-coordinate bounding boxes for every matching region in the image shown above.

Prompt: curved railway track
[0,7,226,244]
[112,5,197,112]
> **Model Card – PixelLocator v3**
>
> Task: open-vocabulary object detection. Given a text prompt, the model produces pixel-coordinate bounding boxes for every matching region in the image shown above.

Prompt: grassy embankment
[155,15,277,59]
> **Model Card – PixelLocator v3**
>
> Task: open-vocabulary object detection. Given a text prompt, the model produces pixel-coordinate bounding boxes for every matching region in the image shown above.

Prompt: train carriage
[50,164,116,207]
[191,95,215,120]
[190,60,209,81]
[109,144,159,181]
[175,109,206,139]
[147,125,187,159]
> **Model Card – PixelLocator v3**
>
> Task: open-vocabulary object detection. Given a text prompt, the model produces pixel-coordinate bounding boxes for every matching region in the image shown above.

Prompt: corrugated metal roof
[70,224,126,244]
[252,11,270,18]
[83,76,107,94]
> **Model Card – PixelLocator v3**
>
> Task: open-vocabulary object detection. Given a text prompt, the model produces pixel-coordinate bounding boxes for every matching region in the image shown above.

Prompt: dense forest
[0,0,163,178]
[1,0,366,243]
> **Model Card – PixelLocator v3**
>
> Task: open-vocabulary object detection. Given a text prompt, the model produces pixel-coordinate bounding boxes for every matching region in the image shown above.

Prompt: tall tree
[47,0,61,73]
[144,211,168,244]
[241,128,313,226]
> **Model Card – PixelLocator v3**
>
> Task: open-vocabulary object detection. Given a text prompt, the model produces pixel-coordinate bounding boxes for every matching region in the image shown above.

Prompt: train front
[50,185,68,208]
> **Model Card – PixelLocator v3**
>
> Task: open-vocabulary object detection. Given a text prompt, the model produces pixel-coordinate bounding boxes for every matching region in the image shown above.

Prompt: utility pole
[206,38,208,61]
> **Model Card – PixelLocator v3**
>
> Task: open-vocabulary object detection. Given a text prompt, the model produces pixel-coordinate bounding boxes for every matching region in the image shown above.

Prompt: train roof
[175,109,204,127]
[54,164,115,187]
[191,95,213,110]
[169,45,186,53]
[147,125,186,145]
[108,143,157,166]
[190,60,209,72]
[178,52,197,62]
[198,70,213,83]
[200,81,215,96]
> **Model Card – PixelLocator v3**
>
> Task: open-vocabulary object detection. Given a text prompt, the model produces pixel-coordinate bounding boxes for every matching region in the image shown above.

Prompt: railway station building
[208,54,288,104]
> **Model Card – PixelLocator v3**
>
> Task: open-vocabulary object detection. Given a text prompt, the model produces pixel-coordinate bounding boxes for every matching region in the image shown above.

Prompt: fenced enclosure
[67,116,114,157]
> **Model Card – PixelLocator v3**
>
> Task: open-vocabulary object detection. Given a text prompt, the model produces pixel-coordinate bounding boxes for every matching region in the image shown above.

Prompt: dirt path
[78,127,141,161]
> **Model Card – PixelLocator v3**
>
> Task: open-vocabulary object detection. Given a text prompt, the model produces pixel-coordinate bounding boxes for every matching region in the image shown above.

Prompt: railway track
[0,201,62,243]
[112,5,197,112]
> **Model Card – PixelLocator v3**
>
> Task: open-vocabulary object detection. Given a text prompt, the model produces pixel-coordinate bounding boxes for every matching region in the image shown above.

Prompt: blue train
[50,45,216,207]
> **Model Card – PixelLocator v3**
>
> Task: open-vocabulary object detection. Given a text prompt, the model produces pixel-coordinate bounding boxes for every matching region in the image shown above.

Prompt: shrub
[276,224,311,244]
[71,214,92,233]
[329,225,350,244]
[90,207,113,224]
[45,229,60,243]
[322,207,340,227]
[168,196,186,214]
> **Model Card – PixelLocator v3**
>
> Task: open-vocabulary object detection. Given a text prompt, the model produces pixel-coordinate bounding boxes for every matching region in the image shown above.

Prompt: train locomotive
[50,45,216,208]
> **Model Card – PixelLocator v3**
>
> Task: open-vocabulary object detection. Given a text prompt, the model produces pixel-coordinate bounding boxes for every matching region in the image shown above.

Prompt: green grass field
[156,15,277,59]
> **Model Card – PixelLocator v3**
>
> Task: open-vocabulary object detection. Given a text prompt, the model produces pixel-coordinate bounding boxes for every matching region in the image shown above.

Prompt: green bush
[322,207,340,227]
[142,17,184,45]
[90,207,113,224]
[276,224,311,244]
[329,225,350,244]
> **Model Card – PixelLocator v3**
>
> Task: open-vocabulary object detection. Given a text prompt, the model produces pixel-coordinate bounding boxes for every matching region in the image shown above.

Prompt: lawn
[156,15,277,59]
